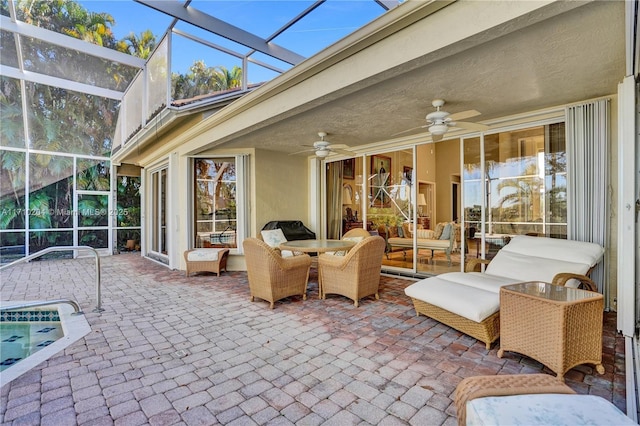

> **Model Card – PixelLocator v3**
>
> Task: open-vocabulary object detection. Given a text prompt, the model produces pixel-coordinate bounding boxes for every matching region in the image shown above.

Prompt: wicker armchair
[243,238,312,309]
[318,236,386,307]
[341,228,372,239]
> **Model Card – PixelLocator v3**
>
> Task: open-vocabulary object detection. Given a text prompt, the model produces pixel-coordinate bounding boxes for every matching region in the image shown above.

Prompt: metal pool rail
[0,299,84,315]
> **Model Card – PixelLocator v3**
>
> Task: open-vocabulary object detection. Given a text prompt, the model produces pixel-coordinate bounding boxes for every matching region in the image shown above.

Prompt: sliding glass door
[462,123,567,261]
[149,166,168,263]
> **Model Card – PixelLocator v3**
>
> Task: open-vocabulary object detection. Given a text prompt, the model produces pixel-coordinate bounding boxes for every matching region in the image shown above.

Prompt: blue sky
[78,1,388,82]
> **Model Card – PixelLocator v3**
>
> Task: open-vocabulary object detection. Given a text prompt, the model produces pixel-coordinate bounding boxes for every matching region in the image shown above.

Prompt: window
[194,158,237,248]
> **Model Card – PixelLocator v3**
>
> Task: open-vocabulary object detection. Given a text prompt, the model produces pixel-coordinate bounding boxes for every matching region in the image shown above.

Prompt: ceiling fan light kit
[428,123,449,135]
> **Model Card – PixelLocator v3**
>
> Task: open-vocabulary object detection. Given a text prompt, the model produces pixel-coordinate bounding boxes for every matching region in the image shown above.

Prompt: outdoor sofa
[404,235,605,349]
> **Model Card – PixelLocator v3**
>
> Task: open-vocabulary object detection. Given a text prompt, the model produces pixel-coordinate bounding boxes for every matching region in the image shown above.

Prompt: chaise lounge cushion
[405,273,520,323]
[484,235,605,286]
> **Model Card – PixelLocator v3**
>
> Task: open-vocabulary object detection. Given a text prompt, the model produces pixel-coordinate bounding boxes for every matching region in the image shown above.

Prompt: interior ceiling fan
[395,99,489,141]
[291,132,354,158]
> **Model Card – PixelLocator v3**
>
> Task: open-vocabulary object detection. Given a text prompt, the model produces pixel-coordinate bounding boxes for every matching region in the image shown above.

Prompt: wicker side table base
[454,374,575,426]
[498,282,604,380]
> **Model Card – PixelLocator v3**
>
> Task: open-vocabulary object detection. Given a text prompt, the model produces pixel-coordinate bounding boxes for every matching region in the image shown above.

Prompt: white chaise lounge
[404,235,605,349]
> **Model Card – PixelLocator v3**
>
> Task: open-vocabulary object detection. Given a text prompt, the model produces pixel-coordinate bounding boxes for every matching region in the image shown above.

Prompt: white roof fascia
[0,65,123,100]
[0,16,146,69]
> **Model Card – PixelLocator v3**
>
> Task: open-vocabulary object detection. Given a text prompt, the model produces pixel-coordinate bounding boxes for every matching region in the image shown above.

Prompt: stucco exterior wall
[254,149,310,234]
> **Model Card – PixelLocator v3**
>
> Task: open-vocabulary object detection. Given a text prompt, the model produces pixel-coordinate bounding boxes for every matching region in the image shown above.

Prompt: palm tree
[213,65,243,90]
[495,164,542,223]
[116,30,157,59]
[172,62,243,100]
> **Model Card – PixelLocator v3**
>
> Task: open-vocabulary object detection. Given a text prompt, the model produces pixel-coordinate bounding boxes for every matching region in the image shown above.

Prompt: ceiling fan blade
[452,121,490,131]
[289,147,316,155]
[391,124,427,137]
[448,109,481,121]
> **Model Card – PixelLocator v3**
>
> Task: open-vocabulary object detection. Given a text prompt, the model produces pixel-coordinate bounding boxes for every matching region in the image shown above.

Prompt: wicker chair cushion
[466,394,635,426]
[260,228,294,258]
[186,248,223,261]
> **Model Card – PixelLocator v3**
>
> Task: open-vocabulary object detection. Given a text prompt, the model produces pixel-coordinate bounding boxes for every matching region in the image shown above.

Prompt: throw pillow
[434,222,445,239]
[260,228,294,257]
[387,226,399,238]
[416,229,435,239]
[261,228,287,247]
[402,223,412,238]
[397,226,404,238]
[440,223,452,240]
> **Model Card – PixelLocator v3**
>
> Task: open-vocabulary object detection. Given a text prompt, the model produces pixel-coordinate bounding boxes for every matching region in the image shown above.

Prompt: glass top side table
[497,281,605,380]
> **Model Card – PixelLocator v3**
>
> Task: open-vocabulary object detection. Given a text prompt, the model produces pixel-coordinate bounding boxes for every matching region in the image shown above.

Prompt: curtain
[566,99,609,296]
[326,162,343,239]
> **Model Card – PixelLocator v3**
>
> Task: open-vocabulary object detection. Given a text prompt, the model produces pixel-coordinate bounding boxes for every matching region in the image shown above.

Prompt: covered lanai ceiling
[182,0,626,157]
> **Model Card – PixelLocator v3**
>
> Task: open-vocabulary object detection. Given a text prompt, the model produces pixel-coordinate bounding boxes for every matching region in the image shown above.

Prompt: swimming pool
[0,301,91,386]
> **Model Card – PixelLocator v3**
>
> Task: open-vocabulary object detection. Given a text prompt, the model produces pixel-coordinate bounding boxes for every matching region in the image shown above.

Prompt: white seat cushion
[436,272,521,294]
[404,277,500,323]
[187,248,222,262]
[466,394,635,426]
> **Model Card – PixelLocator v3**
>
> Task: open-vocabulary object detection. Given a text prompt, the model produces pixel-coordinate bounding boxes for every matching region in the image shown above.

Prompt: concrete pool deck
[0,253,626,425]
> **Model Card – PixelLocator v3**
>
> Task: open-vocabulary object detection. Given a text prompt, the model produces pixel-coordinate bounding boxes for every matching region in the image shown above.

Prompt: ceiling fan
[394,99,489,141]
[291,132,354,158]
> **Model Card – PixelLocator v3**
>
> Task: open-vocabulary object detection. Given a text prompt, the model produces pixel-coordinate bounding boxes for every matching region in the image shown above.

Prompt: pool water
[0,310,63,372]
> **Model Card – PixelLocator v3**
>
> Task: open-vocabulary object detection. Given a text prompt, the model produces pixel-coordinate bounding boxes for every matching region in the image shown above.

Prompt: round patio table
[279,239,356,254]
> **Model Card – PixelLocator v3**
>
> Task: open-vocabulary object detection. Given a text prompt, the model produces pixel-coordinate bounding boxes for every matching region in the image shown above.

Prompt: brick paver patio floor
[0,253,626,425]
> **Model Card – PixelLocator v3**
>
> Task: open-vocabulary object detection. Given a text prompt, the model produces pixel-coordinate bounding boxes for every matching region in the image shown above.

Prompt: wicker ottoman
[184,248,230,277]
[454,374,575,426]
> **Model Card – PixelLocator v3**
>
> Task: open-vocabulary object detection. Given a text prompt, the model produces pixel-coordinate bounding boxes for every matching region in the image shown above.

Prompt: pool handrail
[0,246,103,312]
[1,299,84,315]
